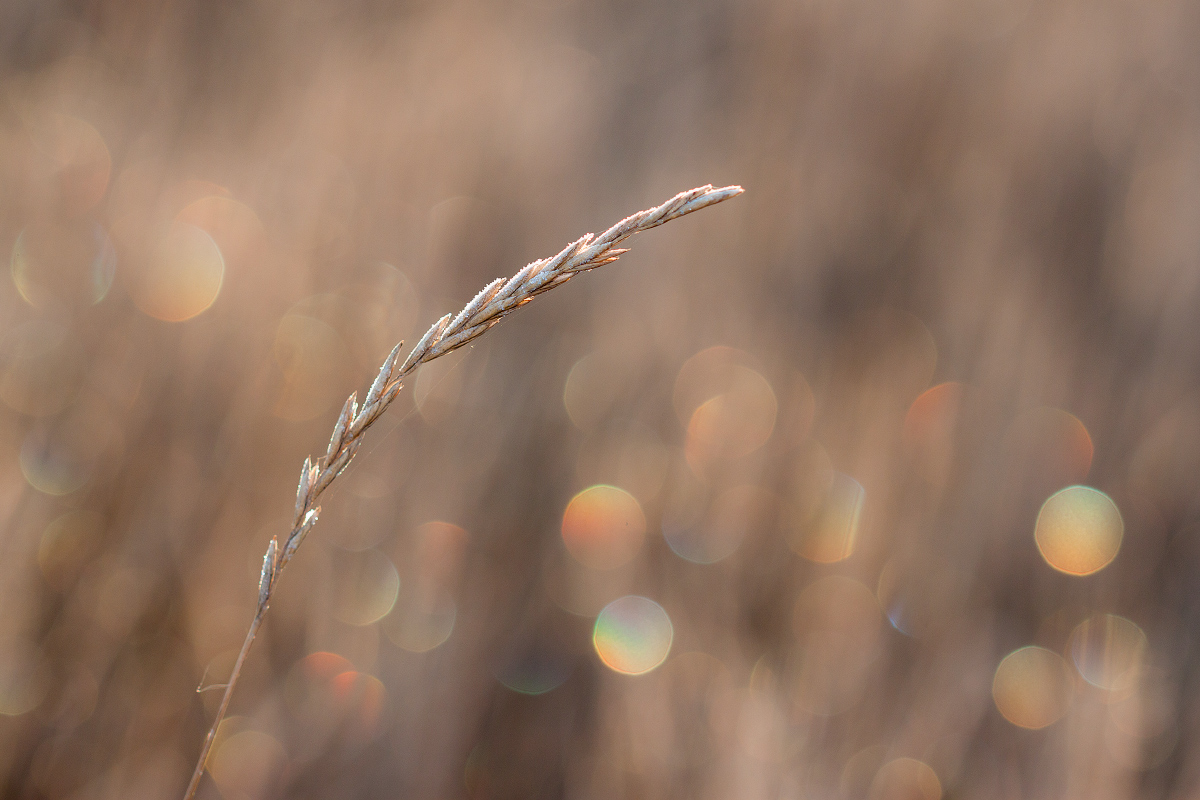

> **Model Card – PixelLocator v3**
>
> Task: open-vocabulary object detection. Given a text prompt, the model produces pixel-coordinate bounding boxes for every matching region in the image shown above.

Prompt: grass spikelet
[182,183,742,800]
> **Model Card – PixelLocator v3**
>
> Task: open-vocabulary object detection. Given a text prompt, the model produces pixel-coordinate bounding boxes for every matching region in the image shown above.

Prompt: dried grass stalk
[182,183,743,800]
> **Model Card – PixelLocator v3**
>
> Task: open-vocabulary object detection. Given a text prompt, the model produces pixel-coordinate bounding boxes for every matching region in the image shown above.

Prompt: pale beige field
[1,1,1198,799]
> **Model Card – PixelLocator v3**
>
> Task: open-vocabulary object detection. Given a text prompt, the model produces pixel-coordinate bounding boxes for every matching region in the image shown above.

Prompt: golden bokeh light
[791,576,881,714]
[176,195,265,268]
[787,471,865,563]
[11,220,116,308]
[869,757,942,800]
[992,646,1073,729]
[125,221,225,322]
[293,651,354,679]
[284,652,352,726]
[561,484,646,570]
[673,346,755,424]
[685,365,778,470]
[903,382,963,444]
[830,308,938,413]
[1034,486,1123,576]
[593,595,674,675]
[282,652,388,741]
[331,549,401,626]
[209,729,286,800]
[903,382,963,486]
[782,440,833,522]
[328,671,389,739]
[1069,614,1147,694]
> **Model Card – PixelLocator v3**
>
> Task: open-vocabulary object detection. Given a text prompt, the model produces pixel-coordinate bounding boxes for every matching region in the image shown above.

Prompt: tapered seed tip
[679,185,743,213]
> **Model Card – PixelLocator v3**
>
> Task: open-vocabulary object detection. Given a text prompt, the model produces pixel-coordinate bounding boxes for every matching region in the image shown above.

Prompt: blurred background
[1,0,1199,798]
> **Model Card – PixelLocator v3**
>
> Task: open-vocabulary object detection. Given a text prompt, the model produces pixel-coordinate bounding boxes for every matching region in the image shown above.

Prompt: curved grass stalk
[182,183,743,800]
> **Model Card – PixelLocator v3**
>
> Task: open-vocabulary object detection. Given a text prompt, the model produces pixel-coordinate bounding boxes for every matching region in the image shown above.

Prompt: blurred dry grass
[2,1,1199,799]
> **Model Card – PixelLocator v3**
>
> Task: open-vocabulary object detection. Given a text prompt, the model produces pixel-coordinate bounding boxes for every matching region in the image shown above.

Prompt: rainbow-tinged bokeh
[1034,485,1123,576]
[593,596,674,675]
[561,484,646,570]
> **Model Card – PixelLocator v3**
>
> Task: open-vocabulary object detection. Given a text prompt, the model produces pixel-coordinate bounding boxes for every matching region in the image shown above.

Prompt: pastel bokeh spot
[593,596,673,675]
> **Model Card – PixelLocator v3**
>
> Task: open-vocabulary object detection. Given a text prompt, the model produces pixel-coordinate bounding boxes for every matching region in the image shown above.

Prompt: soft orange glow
[992,646,1073,729]
[903,382,963,446]
[126,221,225,322]
[1035,486,1123,576]
[176,195,265,267]
[561,485,646,570]
[869,758,942,800]
[1006,407,1095,488]
[299,652,355,680]
[685,364,777,472]
[787,472,864,563]
[330,671,388,734]
[209,729,286,800]
[673,346,752,425]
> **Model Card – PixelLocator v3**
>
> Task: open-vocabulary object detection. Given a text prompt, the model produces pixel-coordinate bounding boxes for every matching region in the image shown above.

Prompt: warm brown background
[2,1,1199,798]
